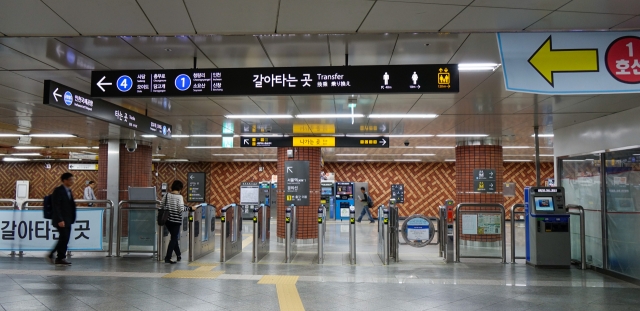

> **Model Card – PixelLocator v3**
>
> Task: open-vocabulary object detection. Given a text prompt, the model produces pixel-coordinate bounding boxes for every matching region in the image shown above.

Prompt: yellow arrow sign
[528,36,599,87]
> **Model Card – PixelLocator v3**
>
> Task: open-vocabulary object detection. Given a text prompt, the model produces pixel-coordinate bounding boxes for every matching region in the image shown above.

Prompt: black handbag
[157,194,170,226]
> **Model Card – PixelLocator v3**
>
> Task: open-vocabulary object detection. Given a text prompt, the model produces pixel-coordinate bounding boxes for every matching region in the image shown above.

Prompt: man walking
[47,172,77,266]
[356,187,375,223]
[83,180,97,206]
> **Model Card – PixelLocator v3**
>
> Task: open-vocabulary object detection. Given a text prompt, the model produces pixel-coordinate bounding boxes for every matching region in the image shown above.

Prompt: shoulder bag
[157,194,170,226]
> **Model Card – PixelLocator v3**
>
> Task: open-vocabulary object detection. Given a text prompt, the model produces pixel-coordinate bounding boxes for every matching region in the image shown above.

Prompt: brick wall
[118,144,152,201]
[97,144,108,200]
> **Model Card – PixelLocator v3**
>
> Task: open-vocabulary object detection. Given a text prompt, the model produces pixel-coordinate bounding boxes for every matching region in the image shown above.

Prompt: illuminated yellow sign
[292,137,335,147]
[360,125,378,132]
[438,68,451,89]
[293,124,335,134]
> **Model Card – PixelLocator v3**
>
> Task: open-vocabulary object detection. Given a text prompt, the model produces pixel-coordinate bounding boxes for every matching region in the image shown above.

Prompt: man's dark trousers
[51,226,71,259]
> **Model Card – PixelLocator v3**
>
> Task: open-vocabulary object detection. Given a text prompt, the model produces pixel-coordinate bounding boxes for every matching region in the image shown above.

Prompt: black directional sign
[240,136,389,148]
[474,181,497,193]
[90,65,459,98]
[43,80,172,139]
[187,172,206,203]
[391,184,405,203]
[474,169,496,181]
[473,169,497,193]
[284,161,310,206]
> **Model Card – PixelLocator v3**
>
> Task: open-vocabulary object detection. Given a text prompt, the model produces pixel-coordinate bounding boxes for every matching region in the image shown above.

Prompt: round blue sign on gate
[63,91,73,106]
[116,75,133,92]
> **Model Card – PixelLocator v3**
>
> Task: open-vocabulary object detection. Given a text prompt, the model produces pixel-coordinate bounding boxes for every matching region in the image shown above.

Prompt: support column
[455,142,504,245]
[98,140,120,249]
[277,147,320,242]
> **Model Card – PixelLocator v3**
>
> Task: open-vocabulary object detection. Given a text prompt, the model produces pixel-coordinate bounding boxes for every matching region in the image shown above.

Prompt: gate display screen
[534,197,555,212]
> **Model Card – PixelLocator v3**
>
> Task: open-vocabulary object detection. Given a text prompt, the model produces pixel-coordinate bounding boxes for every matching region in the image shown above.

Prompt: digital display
[336,185,353,195]
[240,136,389,148]
[534,197,555,212]
[91,65,459,98]
[321,187,333,196]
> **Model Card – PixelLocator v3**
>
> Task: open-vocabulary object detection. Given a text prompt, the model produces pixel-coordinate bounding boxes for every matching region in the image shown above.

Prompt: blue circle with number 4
[116,75,133,92]
[175,74,191,91]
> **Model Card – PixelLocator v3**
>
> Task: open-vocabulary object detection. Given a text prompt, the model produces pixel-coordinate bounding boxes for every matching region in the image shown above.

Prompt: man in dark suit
[47,172,77,266]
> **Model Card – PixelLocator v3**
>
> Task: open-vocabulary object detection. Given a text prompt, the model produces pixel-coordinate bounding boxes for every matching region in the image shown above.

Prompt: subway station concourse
[1,1,640,310]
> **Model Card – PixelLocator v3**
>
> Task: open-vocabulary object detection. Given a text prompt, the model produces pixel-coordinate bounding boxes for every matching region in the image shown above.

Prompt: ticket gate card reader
[335,182,355,221]
[525,187,570,268]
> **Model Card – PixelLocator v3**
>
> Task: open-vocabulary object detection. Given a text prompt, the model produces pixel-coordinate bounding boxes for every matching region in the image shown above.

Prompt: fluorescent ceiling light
[337,159,364,162]
[394,159,422,162]
[387,134,434,138]
[296,114,364,118]
[504,154,531,157]
[532,154,554,157]
[247,134,284,137]
[152,154,165,157]
[346,134,382,137]
[321,134,345,137]
[165,159,189,162]
[436,134,488,137]
[91,146,99,149]
[532,134,554,137]
[416,146,454,149]
[389,146,414,148]
[503,146,532,149]
[458,63,501,71]
[233,159,262,161]
[0,134,22,137]
[226,114,292,119]
[185,146,222,149]
[504,160,532,162]
[365,160,389,162]
[152,158,160,162]
[171,134,189,138]
[369,114,437,119]
[141,135,157,138]
[402,154,435,156]
[3,157,29,162]
[213,154,244,156]
[54,146,90,149]
[190,134,221,137]
[335,154,367,156]
[13,146,45,149]
[262,159,277,162]
[29,134,76,138]
[10,153,41,156]
[445,159,456,162]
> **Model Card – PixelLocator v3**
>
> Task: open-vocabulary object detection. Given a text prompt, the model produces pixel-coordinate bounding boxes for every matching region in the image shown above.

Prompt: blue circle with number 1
[116,75,133,92]
[175,74,191,91]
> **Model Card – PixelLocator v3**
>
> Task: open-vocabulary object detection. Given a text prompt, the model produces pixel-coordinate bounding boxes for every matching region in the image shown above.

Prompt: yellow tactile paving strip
[241,234,253,249]
[258,275,305,311]
[162,266,225,279]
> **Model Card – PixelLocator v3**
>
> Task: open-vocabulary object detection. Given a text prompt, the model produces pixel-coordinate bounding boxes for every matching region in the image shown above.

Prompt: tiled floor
[0,220,636,311]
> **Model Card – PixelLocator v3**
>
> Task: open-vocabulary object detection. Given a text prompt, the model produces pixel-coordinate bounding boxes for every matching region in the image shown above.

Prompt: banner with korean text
[0,209,103,251]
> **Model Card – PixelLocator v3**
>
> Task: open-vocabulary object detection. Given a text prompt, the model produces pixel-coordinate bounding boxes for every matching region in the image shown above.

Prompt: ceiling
[0,0,638,163]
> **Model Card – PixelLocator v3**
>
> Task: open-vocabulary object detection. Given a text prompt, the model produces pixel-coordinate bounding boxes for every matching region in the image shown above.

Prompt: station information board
[240,136,389,148]
[285,161,310,206]
[187,172,206,203]
[44,80,172,139]
[90,65,459,97]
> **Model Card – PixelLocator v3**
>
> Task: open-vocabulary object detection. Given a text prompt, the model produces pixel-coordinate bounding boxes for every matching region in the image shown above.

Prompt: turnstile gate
[220,203,242,262]
[284,205,297,263]
[252,204,270,263]
[377,206,390,265]
[189,204,216,262]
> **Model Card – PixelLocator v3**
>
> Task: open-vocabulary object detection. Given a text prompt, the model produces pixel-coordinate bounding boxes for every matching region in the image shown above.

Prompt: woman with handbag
[160,180,197,264]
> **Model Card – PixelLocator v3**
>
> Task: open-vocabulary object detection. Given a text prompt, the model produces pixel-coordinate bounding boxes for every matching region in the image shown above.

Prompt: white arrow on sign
[96,76,112,92]
[380,138,387,146]
[189,175,194,180]
[490,183,494,188]
[287,167,293,173]
[380,124,387,132]
[53,88,61,102]
[243,139,249,145]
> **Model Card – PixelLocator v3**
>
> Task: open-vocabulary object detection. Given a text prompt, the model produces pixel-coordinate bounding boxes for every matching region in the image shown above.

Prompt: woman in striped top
[161,180,197,264]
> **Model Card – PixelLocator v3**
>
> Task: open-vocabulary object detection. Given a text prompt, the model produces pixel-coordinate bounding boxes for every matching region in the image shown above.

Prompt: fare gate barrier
[377,205,390,265]
[510,203,526,264]
[220,203,241,262]
[188,204,216,262]
[18,199,115,257]
[284,204,297,263]
[317,206,325,264]
[439,206,454,263]
[454,203,506,264]
[0,199,18,256]
[389,205,399,262]
[116,200,161,259]
[349,206,356,265]
[252,204,270,263]
[567,205,587,270]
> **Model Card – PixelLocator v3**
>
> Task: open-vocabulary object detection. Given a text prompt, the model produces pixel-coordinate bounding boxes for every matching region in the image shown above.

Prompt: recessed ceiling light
[416,146,455,149]
[296,114,364,118]
[29,134,76,138]
[402,154,435,156]
[369,114,437,119]
[532,134,554,137]
[185,146,222,149]
[458,63,501,71]
[387,134,434,138]
[13,146,45,149]
[141,135,157,138]
[225,115,293,119]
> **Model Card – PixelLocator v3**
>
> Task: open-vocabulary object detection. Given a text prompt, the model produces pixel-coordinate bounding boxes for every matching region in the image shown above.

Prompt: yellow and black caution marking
[163,265,224,279]
[258,275,304,311]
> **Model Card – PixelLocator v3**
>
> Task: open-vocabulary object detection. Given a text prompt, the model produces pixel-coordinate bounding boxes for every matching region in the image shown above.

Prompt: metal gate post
[349,206,356,265]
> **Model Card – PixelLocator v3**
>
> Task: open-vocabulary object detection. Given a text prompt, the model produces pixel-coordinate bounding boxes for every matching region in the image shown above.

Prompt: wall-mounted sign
[240,136,389,148]
[498,31,640,94]
[68,163,98,171]
[473,169,496,193]
[44,80,172,139]
[474,169,496,181]
[474,181,496,193]
[240,182,260,205]
[187,172,206,203]
[90,65,459,97]
[391,184,404,203]
[69,153,98,160]
[284,161,309,206]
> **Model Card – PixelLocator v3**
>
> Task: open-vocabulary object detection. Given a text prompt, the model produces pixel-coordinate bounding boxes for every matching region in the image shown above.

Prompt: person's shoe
[164,260,176,264]
[45,254,54,265]
[370,221,375,223]
[176,256,181,262]
[356,220,361,223]
[54,259,72,266]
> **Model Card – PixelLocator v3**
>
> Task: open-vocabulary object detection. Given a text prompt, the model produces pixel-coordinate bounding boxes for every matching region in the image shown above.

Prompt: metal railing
[252,204,270,263]
[220,203,241,262]
[285,204,297,263]
[349,206,356,265]
[455,203,506,264]
[377,205,390,265]
[20,199,115,257]
[567,204,587,270]
[0,199,17,209]
[116,200,161,259]
[510,203,525,264]
[189,204,216,262]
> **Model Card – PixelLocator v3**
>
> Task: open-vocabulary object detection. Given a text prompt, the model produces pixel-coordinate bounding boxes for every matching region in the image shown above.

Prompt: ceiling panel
[291,96,335,114]
[0,0,79,36]
[191,36,271,68]
[0,38,107,70]
[13,70,91,93]
[42,0,156,36]
[370,97,417,114]
[359,2,463,33]
[0,85,42,103]
[252,98,300,115]
[448,33,501,65]
[559,0,640,15]
[390,33,468,65]
[442,7,551,32]
[122,37,215,69]
[554,94,640,113]
[170,99,229,116]
[0,45,55,71]
[470,0,568,9]
[0,72,44,96]
[185,0,279,34]
[612,16,640,29]
[514,95,595,114]
[527,12,633,30]
[213,98,263,115]
[551,112,611,129]
[137,0,195,35]
[58,37,161,70]
[260,35,330,67]
[329,34,397,66]
[408,99,457,115]
[278,0,374,33]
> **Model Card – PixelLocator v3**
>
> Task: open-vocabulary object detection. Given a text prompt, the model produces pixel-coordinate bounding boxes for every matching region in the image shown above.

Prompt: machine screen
[321,187,333,195]
[534,197,555,212]
[336,185,353,195]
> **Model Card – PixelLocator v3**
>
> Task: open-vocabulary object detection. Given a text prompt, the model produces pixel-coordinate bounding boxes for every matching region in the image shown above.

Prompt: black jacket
[51,185,77,226]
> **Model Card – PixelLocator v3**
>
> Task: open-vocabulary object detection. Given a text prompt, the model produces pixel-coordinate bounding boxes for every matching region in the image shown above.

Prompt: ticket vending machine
[335,182,354,221]
[259,182,271,206]
[270,183,277,219]
[525,187,570,268]
[320,181,335,219]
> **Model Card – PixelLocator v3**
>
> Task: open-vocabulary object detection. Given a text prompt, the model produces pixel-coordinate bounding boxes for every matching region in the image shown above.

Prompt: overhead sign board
[498,32,640,94]
[187,172,206,203]
[240,136,389,148]
[292,124,335,134]
[284,161,310,206]
[90,65,459,97]
[43,80,172,139]
[391,184,405,203]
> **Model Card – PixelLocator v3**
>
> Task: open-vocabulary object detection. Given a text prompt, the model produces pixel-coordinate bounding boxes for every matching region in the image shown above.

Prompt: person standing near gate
[83,181,97,206]
[162,180,197,264]
[47,172,77,266]
[356,186,375,223]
